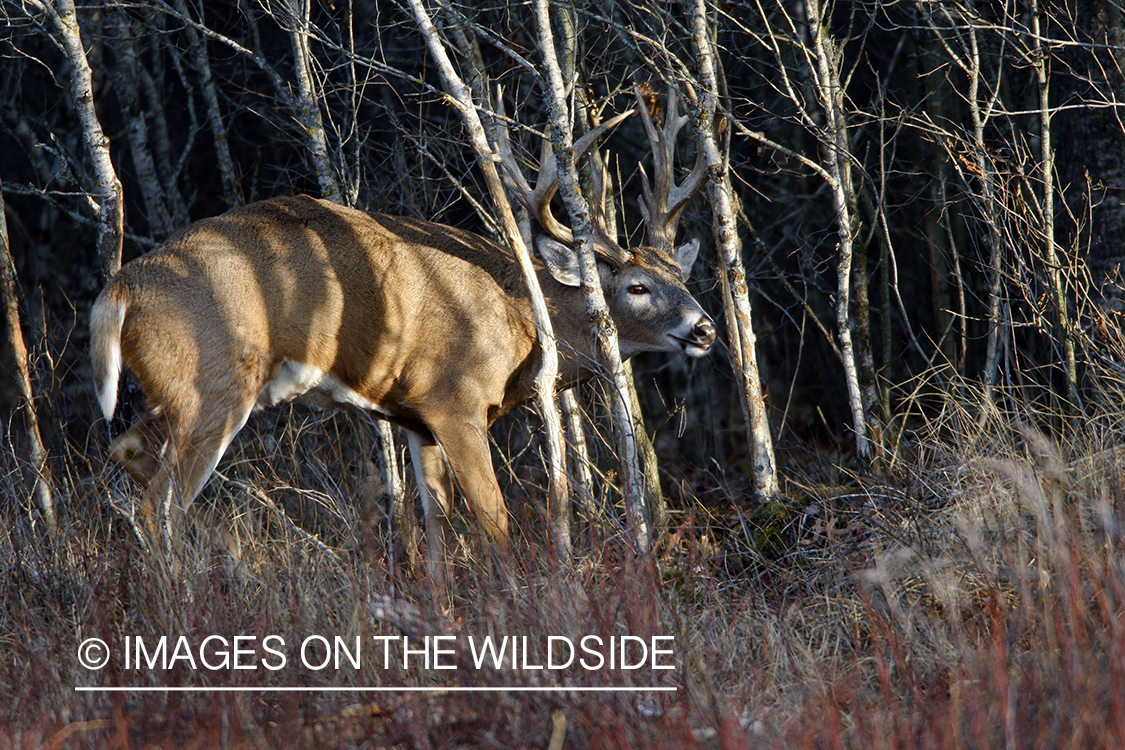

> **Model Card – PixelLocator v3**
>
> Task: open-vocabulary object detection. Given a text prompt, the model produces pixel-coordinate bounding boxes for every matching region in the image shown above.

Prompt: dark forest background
[5,1,1125,477]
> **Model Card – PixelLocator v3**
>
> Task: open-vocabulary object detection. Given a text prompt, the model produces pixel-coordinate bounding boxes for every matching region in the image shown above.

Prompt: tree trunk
[47,0,123,282]
[407,0,572,559]
[532,0,649,554]
[685,0,778,499]
[806,0,870,467]
[1,181,55,529]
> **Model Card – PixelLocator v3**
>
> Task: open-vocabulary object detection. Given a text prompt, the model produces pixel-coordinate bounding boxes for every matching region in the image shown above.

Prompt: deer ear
[673,238,700,280]
[537,236,582,287]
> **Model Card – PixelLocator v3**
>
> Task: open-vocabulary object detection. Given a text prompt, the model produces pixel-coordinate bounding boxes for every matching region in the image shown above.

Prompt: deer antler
[634,85,709,252]
[587,148,614,247]
[494,87,634,265]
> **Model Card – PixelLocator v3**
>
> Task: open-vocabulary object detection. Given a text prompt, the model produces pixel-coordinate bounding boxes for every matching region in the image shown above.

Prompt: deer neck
[536,263,625,390]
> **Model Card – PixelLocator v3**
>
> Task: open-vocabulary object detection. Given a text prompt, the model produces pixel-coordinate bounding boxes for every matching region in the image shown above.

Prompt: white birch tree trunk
[286,0,341,204]
[686,0,778,498]
[1031,0,1078,408]
[531,0,649,554]
[0,182,55,529]
[805,0,871,466]
[42,0,123,282]
[406,0,572,559]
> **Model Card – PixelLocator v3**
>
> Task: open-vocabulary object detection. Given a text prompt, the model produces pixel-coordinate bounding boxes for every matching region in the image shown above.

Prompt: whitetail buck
[91,90,714,577]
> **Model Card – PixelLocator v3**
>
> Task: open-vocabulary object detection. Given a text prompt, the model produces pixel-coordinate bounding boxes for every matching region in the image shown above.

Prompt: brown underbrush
[2,387,1123,749]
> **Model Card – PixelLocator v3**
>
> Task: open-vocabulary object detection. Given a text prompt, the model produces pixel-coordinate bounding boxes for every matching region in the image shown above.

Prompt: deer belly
[256,358,383,413]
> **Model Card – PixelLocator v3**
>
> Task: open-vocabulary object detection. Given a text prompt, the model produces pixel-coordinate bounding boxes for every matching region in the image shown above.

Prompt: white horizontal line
[75,686,677,693]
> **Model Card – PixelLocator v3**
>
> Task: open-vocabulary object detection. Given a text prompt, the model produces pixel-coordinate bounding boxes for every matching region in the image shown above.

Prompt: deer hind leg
[109,408,167,489]
[106,406,174,547]
[130,391,256,569]
[133,421,235,564]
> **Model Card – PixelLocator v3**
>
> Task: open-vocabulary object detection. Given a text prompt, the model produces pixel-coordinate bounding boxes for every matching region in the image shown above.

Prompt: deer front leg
[427,418,519,597]
[424,417,509,551]
[406,429,455,597]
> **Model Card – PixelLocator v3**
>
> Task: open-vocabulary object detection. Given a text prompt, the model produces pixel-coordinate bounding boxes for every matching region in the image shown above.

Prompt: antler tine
[577,111,635,266]
[634,84,710,252]
[574,109,634,162]
[587,150,632,266]
[493,84,635,262]
[493,88,528,195]
[494,88,572,245]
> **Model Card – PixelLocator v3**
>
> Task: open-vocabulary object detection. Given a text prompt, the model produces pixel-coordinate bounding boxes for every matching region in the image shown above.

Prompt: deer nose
[694,318,717,347]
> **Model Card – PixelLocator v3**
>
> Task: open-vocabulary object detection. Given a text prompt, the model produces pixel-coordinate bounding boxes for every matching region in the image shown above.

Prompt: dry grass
[2,386,1124,749]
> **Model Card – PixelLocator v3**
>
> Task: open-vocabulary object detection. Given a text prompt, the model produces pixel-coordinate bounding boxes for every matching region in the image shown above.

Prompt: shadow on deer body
[91,193,715,589]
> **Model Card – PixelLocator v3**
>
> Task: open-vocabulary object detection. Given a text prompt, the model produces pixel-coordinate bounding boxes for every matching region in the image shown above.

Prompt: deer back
[104,196,544,435]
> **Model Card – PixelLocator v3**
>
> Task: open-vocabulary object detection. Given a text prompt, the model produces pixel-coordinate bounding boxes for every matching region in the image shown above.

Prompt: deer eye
[627,284,650,296]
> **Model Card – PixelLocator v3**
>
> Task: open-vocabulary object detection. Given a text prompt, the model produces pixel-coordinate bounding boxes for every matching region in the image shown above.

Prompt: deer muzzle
[674,316,717,357]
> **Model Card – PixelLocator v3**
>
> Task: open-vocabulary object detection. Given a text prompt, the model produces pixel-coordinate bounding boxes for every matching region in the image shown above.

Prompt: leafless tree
[3,0,1124,568]
[1,180,54,529]
[406,0,573,558]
